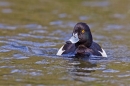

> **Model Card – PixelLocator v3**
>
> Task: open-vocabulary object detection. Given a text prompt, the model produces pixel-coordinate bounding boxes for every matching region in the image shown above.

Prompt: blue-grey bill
[69,33,79,43]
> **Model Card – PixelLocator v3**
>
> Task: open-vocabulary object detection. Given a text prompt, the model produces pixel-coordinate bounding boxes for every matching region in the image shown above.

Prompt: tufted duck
[57,22,107,57]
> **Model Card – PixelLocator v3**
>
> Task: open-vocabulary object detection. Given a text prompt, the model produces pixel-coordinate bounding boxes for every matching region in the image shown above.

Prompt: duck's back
[90,42,107,57]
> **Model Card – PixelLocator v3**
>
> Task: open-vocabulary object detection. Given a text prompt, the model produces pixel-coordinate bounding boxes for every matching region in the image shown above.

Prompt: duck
[57,22,107,57]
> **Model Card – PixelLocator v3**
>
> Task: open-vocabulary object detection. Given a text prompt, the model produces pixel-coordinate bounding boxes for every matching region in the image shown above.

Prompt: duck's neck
[85,31,93,47]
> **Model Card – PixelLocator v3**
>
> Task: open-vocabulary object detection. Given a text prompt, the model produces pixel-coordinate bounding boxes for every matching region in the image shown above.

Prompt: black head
[70,22,93,48]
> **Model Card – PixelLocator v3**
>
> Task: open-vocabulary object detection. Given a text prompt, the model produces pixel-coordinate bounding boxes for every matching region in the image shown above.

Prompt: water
[0,0,130,85]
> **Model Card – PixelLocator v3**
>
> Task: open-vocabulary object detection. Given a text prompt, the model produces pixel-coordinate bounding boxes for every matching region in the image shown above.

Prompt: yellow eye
[82,30,85,33]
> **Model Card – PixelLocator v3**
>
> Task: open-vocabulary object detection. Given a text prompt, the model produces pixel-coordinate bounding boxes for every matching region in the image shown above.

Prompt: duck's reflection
[67,58,97,77]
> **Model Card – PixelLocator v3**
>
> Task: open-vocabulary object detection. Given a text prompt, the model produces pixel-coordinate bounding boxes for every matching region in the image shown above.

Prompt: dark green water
[0,0,130,86]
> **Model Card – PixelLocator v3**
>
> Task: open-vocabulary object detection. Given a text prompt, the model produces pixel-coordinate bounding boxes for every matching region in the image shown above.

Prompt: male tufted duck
[57,22,107,57]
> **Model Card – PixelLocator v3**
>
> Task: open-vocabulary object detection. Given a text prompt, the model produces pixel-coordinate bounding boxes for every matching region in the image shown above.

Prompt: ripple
[0,49,10,52]
[35,60,49,64]
[50,20,76,28]
[119,57,130,62]
[69,66,106,73]
[71,72,91,76]
[65,22,76,28]
[82,1,110,7]
[11,69,26,73]
[29,72,43,76]
[103,69,120,73]
[73,76,98,82]
[28,47,57,56]
[68,61,81,65]
[23,24,43,29]
[117,74,130,78]
[112,14,126,19]
[114,35,123,40]
[0,41,19,45]
[0,66,15,68]
[2,9,12,13]
[104,24,124,30]
[18,33,59,40]
[40,48,58,55]
[82,67,106,71]
[31,29,47,34]
[0,24,17,30]
[93,35,107,40]
[11,69,43,76]
[79,16,90,20]
[31,48,45,55]
[9,39,57,47]
[50,20,63,25]
[58,13,67,18]
[0,1,10,7]
[1,44,30,53]
[18,33,45,39]
[1,39,58,56]
[13,54,29,59]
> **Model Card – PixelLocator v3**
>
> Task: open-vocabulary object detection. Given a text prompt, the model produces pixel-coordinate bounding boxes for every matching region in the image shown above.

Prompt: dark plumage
[57,22,107,57]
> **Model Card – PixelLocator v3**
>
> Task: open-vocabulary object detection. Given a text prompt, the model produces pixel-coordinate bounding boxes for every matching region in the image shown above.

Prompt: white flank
[98,48,107,57]
[57,45,65,56]
[69,33,79,43]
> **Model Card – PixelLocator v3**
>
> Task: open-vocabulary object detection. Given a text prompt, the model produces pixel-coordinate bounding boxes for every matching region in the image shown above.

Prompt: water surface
[0,0,130,86]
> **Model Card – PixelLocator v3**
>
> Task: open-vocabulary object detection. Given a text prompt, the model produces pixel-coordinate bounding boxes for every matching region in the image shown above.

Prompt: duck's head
[69,22,93,48]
